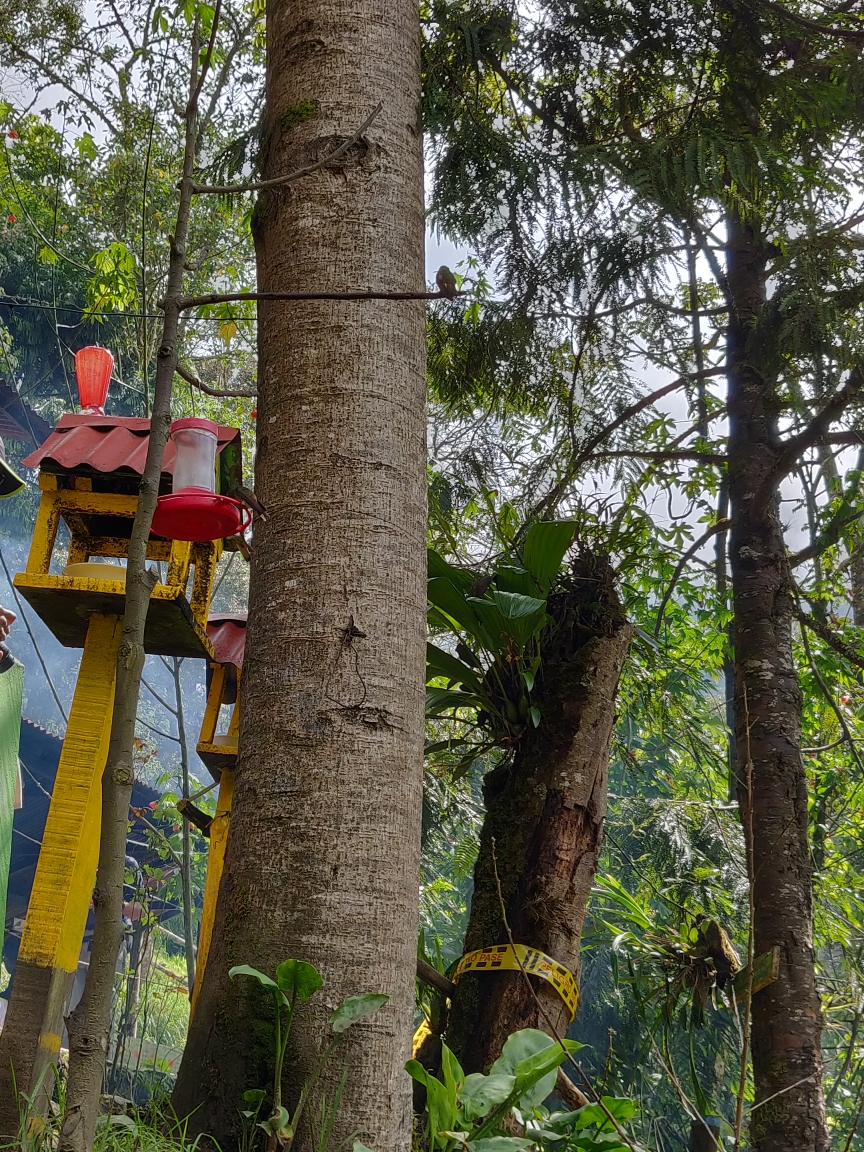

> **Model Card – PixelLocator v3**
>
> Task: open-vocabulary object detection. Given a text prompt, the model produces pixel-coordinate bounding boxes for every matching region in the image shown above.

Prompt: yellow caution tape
[453,944,579,1021]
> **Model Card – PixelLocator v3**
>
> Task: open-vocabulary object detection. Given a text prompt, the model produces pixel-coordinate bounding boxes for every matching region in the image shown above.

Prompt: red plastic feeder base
[151,490,250,542]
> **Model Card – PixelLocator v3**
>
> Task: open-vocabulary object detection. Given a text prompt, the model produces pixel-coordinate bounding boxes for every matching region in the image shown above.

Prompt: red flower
[251,408,257,419]
[7,131,18,140]
[6,214,16,224]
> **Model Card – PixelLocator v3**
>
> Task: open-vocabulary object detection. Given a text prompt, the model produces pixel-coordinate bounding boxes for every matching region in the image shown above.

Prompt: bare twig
[176,362,256,398]
[177,287,463,310]
[654,520,731,637]
[191,102,383,195]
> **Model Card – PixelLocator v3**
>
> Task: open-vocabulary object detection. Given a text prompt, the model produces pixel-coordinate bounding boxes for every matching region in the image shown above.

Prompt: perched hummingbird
[436,265,459,299]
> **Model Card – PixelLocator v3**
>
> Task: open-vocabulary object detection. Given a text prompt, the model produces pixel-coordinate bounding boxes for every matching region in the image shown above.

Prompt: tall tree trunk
[172,0,426,1147]
[444,556,632,1072]
[725,204,828,1152]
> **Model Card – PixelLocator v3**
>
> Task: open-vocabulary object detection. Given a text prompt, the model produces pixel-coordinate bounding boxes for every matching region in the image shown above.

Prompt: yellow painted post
[190,769,234,1017]
[0,613,123,1135]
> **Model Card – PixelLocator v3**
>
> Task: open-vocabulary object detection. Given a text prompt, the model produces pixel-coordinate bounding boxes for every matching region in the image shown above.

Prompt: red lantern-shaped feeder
[74,346,114,414]
[151,418,251,542]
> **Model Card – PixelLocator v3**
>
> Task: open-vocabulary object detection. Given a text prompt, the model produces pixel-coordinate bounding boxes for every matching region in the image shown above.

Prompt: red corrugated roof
[207,613,246,669]
[21,414,241,477]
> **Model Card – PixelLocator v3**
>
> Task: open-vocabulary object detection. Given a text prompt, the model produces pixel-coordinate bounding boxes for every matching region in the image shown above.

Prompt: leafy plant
[230,960,389,1152]
[406,1028,584,1152]
[426,520,576,773]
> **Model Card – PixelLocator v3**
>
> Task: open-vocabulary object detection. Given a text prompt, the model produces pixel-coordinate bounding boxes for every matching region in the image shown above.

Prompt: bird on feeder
[436,265,459,299]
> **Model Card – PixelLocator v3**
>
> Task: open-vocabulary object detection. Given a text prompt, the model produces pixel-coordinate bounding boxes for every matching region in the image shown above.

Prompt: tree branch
[191,102,383,195]
[177,287,461,310]
[795,607,864,672]
[754,0,864,40]
[176,362,256,397]
[788,508,864,567]
[757,367,864,504]
[591,449,727,465]
[654,520,732,636]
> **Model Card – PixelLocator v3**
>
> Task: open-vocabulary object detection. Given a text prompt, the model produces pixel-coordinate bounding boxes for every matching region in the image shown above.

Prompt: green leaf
[428,548,479,590]
[495,566,540,597]
[405,1060,457,1140]
[428,578,488,643]
[458,1072,516,1121]
[490,1029,580,1109]
[353,1143,377,1152]
[229,964,279,989]
[427,642,485,693]
[426,686,484,717]
[330,992,389,1032]
[529,705,541,728]
[243,1088,267,1105]
[521,522,576,590]
[275,959,323,1001]
[468,591,548,651]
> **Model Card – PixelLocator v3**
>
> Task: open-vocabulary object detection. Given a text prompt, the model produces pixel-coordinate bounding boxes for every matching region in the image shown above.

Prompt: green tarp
[0,662,23,945]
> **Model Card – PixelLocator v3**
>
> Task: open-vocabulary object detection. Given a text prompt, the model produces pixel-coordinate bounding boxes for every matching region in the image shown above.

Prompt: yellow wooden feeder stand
[188,613,246,1017]
[0,413,244,1131]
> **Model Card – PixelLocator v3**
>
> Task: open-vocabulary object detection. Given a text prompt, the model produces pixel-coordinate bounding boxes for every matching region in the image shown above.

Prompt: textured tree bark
[444,557,632,1072]
[726,204,828,1152]
[172,0,426,1147]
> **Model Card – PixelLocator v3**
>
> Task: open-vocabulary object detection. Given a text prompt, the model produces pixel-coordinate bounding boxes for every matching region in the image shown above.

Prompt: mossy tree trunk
[444,556,632,1072]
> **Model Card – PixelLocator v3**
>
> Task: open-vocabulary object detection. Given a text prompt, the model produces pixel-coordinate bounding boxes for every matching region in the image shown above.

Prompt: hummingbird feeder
[151,418,251,543]
[74,346,114,415]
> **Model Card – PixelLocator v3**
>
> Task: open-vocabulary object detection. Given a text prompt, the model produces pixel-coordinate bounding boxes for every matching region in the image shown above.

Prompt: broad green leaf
[440,1043,465,1110]
[229,964,279,989]
[427,642,485,693]
[428,578,489,644]
[243,1088,267,1105]
[495,566,540,597]
[490,1029,580,1109]
[353,1143,377,1152]
[275,959,323,1000]
[428,549,479,590]
[468,591,548,651]
[529,705,541,728]
[521,522,576,590]
[458,1072,516,1121]
[405,1060,457,1141]
[330,992,389,1032]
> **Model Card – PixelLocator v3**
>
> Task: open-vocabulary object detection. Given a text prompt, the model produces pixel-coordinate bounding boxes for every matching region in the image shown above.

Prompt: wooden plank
[0,614,122,1131]
[190,770,234,1017]
[732,947,780,1002]
[13,573,214,659]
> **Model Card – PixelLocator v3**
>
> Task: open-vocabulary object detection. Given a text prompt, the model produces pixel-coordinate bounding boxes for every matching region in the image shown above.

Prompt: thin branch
[788,508,864,567]
[753,0,864,40]
[592,449,727,465]
[188,0,223,112]
[176,362,256,398]
[177,287,461,310]
[795,607,864,672]
[654,520,732,636]
[142,676,179,716]
[136,716,181,743]
[798,608,864,775]
[191,102,383,195]
[757,367,864,506]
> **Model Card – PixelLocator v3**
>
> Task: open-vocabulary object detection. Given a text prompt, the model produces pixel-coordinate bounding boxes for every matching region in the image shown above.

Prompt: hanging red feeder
[74,346,114,414]
[151,418,251,542]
